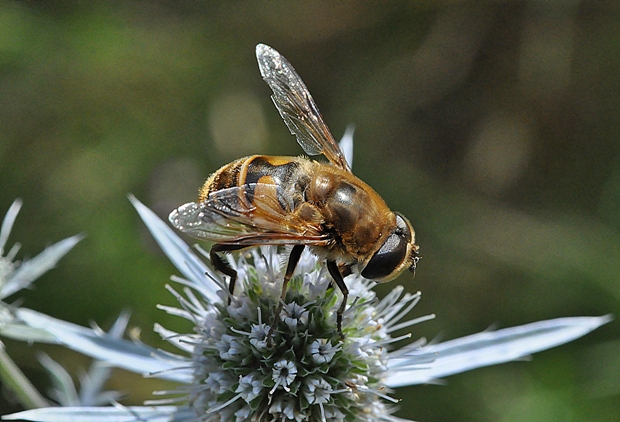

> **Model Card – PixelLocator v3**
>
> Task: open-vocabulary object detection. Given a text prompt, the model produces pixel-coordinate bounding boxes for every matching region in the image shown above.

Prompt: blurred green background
[1,1,619,421]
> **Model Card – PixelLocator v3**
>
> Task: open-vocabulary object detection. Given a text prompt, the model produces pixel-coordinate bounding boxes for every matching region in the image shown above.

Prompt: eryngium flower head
[175,246,425,422]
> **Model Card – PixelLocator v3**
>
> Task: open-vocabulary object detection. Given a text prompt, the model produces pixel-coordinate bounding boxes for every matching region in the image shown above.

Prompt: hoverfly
[169,44,419,337]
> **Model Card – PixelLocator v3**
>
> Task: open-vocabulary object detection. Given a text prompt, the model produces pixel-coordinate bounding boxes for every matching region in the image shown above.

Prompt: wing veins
[169,183,330,247]
[257,43,351,172]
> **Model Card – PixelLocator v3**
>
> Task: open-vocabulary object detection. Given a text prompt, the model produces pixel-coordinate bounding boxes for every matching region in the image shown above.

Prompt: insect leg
[269,245,305,338]
[210,244,244,299]
[325,264,352,290]
[326,260,349,339]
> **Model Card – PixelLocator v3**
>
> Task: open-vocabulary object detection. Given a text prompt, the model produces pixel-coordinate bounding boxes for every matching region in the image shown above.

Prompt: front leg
[326,260,349,339]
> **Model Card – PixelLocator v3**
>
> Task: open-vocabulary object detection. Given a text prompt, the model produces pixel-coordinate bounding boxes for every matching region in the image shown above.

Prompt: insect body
[169,44,419,337]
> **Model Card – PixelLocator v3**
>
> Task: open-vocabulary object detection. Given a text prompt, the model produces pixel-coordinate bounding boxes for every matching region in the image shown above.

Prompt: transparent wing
[256,43,351,172]
[168,184,329,247]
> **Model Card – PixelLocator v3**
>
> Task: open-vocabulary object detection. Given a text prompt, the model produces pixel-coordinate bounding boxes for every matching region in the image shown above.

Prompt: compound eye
[361,231,408,281]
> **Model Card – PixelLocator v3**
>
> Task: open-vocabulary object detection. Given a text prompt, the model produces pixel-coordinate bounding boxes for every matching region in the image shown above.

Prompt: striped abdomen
[199,155,311,213]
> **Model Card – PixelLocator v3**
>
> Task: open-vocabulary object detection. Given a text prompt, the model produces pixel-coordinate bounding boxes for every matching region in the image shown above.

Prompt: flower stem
[0,342,49,409]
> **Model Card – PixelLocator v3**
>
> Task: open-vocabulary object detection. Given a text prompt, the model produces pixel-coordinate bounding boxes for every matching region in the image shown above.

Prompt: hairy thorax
[306,162,394,263]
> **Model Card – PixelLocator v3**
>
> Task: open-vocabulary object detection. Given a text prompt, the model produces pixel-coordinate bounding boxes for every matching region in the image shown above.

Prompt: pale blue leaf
[128,195,220,304]
[16,308,192,384]
[0,199,22,253]
[0,317,60,343]
[79,311,130,406]
[338,125,355,169]
[38,353,81,406]
[2,405,193,422]
[78,361,122,406]
[385,315,612,387]
[1,234,84,299]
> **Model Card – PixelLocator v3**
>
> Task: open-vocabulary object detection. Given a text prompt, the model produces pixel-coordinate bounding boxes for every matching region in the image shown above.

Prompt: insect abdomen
[198,157,247,202]
[200,156,310,212]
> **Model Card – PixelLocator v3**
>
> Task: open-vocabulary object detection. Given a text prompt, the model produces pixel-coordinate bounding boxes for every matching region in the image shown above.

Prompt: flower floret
[309,338,340,364]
